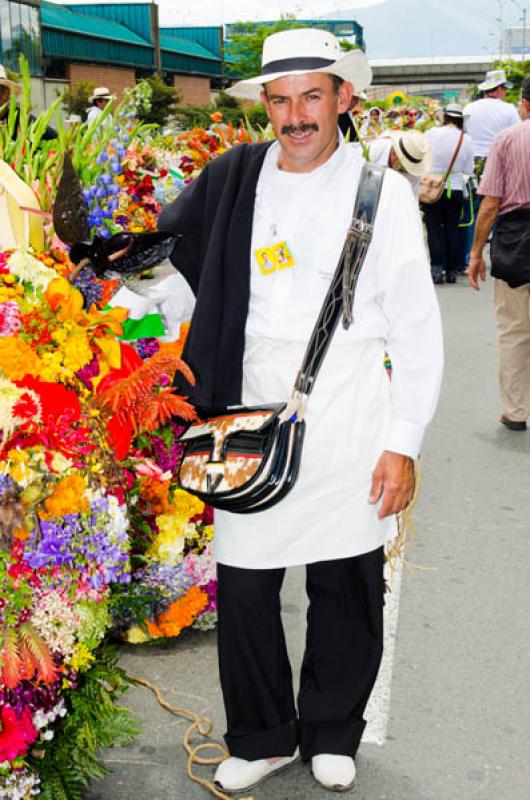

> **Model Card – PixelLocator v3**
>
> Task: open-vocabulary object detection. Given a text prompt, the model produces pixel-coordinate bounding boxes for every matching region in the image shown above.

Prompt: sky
[157,0,386,27]
[60,1,528,59]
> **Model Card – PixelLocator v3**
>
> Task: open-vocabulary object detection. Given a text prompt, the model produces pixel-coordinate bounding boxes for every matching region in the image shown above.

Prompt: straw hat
[444,102,465,118]
[389,130,432,177]
[89,86,113,103]
[0,65,21,95]
[478,69,512,92]
[227,28,372,101]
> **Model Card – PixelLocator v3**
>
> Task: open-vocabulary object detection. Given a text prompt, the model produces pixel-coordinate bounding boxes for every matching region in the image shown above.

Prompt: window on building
[0,0,41,75]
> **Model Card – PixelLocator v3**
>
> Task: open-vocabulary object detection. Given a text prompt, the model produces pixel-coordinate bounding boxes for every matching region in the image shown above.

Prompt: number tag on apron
[254,241,295,275]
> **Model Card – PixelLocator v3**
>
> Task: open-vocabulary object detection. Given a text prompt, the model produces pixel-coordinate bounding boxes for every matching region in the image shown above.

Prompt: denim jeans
[422,190,465,279]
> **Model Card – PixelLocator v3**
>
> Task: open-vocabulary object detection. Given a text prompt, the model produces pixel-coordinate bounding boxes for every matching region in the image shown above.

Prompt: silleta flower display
[0,56,261,798]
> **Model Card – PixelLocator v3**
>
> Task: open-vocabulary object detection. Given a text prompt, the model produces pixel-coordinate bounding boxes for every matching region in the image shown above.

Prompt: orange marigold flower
[210,111,223,123]
[43,473,88,518]
[0,338,42,380]
[139,477,172,515]
[147,586,208,639]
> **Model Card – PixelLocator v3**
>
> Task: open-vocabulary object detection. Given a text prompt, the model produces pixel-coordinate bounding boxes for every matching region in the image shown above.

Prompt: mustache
[281,122,319,135]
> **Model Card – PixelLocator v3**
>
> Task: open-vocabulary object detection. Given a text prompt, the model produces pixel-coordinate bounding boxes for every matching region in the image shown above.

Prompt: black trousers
[422,190,465,278]
[217,546,385,762]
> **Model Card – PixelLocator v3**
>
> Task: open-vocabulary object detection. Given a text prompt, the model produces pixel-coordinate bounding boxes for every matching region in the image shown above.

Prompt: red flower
[15,377,81,424]
[0,707,38,762]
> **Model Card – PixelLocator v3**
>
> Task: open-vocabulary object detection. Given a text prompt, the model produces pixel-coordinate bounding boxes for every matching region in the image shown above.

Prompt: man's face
[520,96,530,121]
[0,85,10,118]
[261,73,352,173]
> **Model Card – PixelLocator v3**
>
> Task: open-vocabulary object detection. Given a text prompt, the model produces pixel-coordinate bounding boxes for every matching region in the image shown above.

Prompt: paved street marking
[363,558,404,745]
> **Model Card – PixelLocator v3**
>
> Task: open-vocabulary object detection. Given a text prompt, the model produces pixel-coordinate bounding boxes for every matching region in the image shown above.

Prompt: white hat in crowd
[444,102,466,118]
[89,86,113,103]
[478,69,512,92]
[0,64,21,95]
[228,28,372,101]
[389,129,432,177]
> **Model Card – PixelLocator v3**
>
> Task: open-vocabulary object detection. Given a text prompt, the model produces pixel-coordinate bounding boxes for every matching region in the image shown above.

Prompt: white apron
[211,139,441,569]
[213,334,397,569]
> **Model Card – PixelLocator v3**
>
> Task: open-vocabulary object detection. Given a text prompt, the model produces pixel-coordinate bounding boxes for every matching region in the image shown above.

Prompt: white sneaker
[214,749,299,793]
[311,754,356,792]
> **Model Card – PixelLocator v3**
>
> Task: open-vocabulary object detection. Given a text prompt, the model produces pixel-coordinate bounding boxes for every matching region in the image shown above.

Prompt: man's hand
[468,249,487,291]
[369,451,415,519]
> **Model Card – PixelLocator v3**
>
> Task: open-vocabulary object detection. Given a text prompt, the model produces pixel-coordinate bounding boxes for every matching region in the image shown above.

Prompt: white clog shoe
[311,754,356,792]
[214,749,299,793]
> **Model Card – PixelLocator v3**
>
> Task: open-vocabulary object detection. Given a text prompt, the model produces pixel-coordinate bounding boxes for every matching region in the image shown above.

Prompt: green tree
[224,15,309,79]
[135,75,180,126]
[61,80,95,118]
[225,17,359,80]
[493,58,530,104]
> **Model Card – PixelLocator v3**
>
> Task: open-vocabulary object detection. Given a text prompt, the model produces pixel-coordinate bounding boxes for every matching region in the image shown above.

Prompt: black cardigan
[157,142,272,408]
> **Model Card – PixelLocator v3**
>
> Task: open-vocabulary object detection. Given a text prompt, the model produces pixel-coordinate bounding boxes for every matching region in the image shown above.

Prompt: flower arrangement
[0,65,267,800]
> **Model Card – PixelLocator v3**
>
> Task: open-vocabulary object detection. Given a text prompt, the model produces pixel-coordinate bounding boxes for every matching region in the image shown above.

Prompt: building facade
[0,2,366,112]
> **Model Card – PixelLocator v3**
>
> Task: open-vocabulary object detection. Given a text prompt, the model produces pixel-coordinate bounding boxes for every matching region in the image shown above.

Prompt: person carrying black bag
[158,27,443,795]
[469,76,530,431]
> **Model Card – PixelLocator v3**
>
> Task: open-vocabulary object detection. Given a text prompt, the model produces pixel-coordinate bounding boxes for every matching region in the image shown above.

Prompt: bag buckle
[279,390,307,423]
[206,461,224,493]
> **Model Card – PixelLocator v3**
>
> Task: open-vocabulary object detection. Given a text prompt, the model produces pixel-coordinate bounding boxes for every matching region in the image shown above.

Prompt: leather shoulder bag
[419,130,464,205]
[177,162,386,514]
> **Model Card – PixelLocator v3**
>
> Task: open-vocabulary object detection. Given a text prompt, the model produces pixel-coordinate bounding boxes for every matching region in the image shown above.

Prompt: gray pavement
[87,275,530,800]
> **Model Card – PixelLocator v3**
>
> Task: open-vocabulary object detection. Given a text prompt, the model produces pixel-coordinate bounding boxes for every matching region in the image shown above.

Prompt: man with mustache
[158,28,443,794]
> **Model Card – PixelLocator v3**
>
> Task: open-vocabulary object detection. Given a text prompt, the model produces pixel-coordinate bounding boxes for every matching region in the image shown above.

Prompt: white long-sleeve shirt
[215,139,444,568]
[246,140,443,458]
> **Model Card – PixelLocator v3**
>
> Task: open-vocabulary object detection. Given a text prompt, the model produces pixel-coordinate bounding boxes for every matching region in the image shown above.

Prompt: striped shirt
[478,120,530,214]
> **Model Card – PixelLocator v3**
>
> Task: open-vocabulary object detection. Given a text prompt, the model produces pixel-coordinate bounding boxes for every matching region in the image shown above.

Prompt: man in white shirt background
[86,87,113,126]
[462,69,520,265]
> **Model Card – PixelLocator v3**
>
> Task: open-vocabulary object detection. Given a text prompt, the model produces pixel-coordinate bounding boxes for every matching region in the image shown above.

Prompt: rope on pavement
[130,675,255,800]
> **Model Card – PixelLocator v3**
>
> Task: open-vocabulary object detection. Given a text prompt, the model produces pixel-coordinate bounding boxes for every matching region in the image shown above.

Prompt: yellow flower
[125,625,150,644]
[202,525,214,542]
[7,448,33,484]
[62,331,92,373]
[170,489,204,522]
[68,643,95,672]
[148,514,186,565]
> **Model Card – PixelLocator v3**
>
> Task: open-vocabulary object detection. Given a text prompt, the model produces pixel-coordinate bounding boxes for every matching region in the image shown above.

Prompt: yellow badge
[255,241,295,275]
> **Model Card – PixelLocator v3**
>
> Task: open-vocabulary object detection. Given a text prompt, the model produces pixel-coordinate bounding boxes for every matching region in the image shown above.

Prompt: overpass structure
[367,54,525,100]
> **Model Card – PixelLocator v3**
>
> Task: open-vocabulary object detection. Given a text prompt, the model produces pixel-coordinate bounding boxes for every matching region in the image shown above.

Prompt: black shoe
[500,416,527,431]
[446,273,457,283]
[432,274,444,285]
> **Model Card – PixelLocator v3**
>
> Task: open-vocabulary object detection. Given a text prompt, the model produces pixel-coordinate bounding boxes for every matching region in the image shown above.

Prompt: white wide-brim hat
[0,65,21,95]
[389,129,432,177]
[227,28,372,101]
[89,86,113,103]
[478,69,513,92]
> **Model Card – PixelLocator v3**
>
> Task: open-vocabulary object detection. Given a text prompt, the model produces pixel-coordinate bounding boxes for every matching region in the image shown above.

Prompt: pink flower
[0,707,38,762]
[133,458,172,481]
[0,301,21,335]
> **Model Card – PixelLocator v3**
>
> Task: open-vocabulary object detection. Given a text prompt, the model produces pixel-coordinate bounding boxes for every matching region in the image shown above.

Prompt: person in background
[360,106,384,138]
[86,87,113,125]
[338,89,367,142]
[468,76,530,431]
[422,103,474,284]
[0,64,57,140]
[462,69,520,265]
[369,129,432,200]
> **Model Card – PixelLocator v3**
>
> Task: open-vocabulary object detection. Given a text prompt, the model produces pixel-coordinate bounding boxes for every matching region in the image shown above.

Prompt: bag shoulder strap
[293,162,385,399]
[443,130,465,181]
